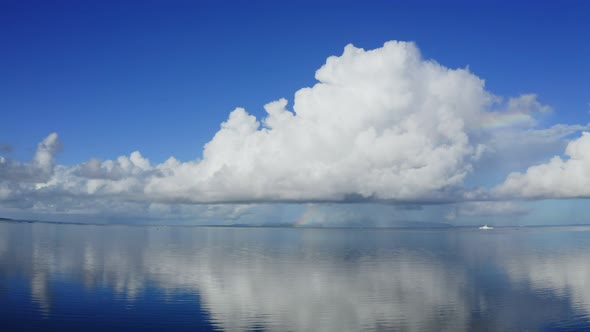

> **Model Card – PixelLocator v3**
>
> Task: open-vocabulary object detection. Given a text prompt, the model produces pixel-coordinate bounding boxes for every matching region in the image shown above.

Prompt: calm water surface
[1,221,590,331]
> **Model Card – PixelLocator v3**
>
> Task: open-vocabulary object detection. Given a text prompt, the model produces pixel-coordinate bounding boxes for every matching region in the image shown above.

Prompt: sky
[1,0,589,226]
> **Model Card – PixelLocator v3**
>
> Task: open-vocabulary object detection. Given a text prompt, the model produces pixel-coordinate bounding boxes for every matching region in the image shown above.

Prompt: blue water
[1,222,590,331]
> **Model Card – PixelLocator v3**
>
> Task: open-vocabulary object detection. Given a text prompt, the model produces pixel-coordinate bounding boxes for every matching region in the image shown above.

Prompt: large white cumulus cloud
[496,132,590,198]
[146,41,494,203]
[0,41,562,215]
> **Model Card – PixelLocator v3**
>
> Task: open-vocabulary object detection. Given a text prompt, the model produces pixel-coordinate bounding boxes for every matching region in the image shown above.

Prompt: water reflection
[1,223,590,331]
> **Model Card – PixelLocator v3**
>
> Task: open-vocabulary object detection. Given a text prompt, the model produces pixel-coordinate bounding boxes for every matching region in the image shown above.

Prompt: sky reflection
[1,223,590,331]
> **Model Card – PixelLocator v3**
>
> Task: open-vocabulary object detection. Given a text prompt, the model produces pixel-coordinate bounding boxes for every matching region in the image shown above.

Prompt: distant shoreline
[2,216,590,230]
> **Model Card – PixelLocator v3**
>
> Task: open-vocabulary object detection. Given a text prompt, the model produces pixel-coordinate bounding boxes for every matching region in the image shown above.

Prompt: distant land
[0,217,454,229]
[2,216,590,230]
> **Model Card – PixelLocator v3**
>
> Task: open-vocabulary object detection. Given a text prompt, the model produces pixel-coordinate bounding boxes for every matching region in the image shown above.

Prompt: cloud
[0,133,61,184]
[143,41,532,204]
[0,41,571,220]
[506,93,551,114]
[466,123,590,188]
[495,132,590,198]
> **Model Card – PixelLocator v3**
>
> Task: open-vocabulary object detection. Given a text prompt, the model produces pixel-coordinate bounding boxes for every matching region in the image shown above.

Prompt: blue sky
[1,1,589,225]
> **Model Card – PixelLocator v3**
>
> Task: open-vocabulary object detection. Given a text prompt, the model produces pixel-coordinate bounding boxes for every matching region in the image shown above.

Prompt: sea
[1,220,590,331]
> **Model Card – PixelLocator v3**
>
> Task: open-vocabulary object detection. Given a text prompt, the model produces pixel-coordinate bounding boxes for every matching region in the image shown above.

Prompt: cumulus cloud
[465,123,590,191]
[495,132,590,198]
[143,41,536,204]
[0,41,575,219]
[506,93,552,115]
[73,156,149,180]
[0,133,60,183]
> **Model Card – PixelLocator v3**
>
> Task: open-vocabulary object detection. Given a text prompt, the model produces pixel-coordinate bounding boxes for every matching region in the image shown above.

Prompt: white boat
[479,225,494,230]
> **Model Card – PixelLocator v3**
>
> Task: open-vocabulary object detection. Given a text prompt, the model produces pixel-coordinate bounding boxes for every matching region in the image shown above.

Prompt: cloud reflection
[2,223,590,330]
[506,250,590,318]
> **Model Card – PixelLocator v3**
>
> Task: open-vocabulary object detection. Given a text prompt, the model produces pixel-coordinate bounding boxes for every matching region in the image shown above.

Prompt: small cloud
[495,132,590,199]
[0,133,61,184]
[506,94,551,114]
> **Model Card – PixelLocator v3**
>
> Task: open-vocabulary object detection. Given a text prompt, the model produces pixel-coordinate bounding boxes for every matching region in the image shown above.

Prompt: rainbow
[479,112,533,130]
[293,205,320,227]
